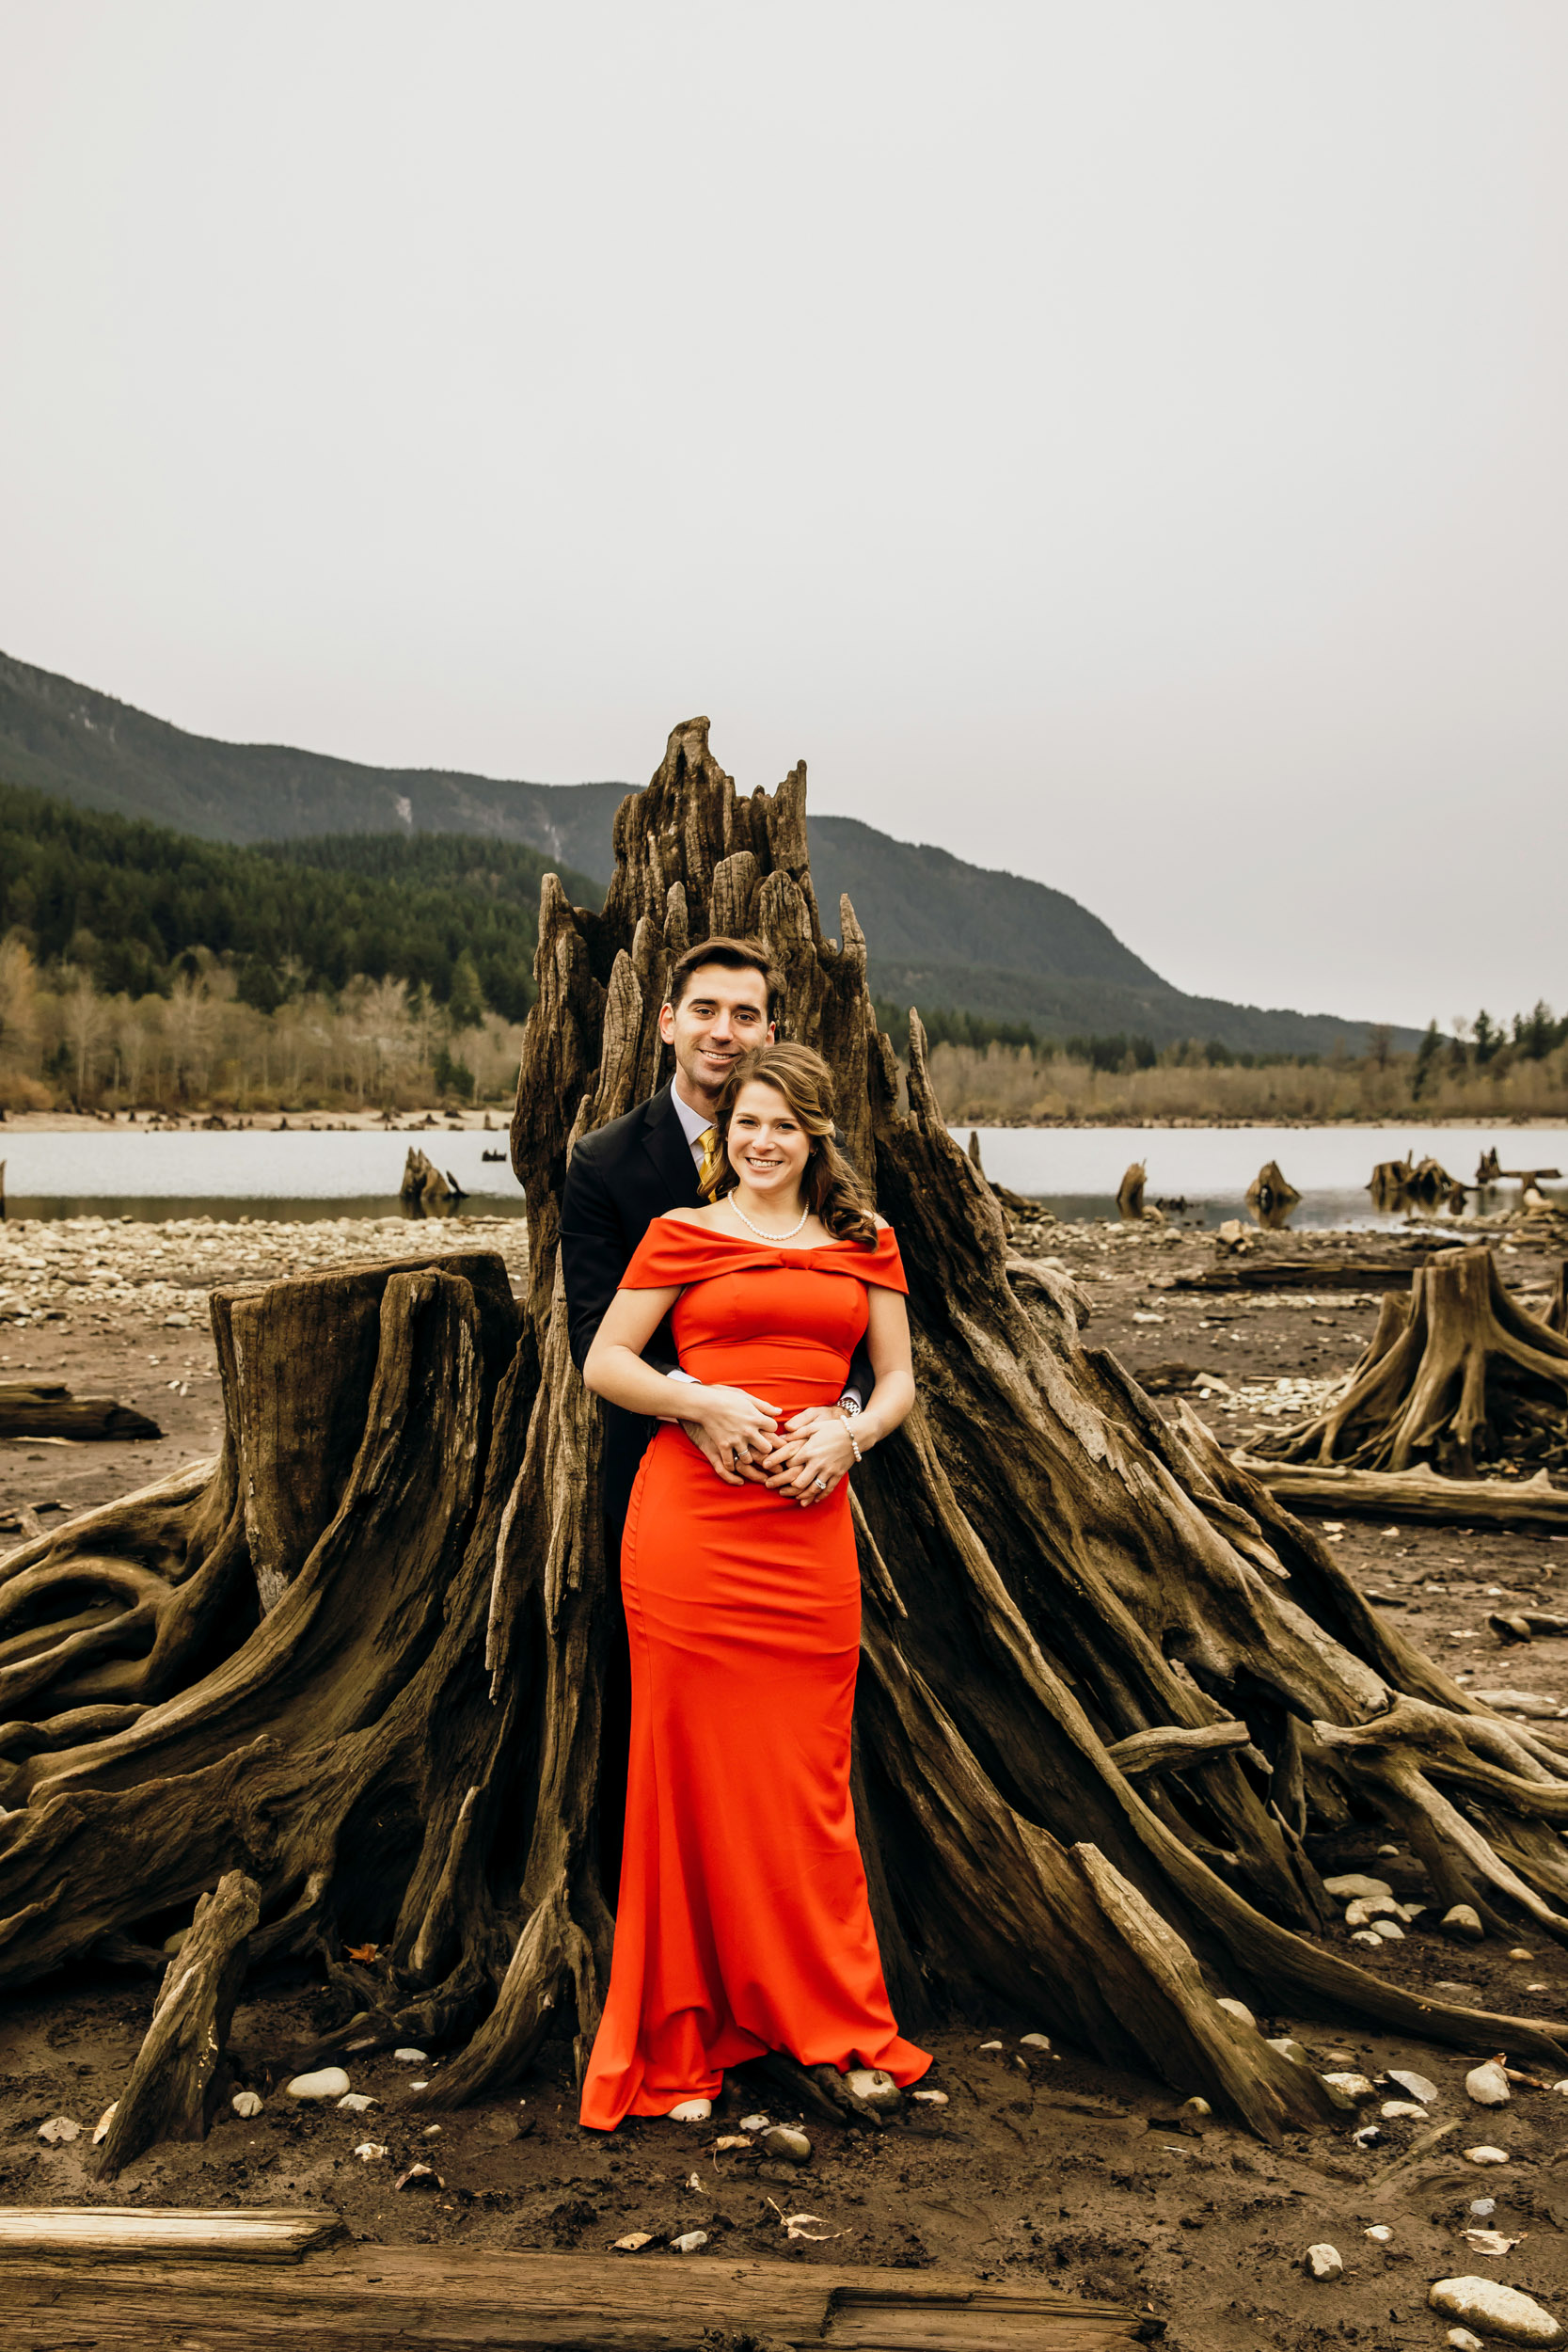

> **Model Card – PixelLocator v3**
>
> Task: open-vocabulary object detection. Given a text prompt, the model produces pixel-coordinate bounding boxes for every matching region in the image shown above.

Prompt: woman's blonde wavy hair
[702,1041,878,1248]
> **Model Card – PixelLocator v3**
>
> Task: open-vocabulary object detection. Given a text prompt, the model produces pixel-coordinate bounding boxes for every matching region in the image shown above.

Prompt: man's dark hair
[667,935,783,1020]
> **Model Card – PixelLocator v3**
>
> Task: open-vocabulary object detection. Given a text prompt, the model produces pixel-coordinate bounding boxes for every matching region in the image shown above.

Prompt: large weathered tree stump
[1,720,1566,2155]
[1259,1244,1568,1478]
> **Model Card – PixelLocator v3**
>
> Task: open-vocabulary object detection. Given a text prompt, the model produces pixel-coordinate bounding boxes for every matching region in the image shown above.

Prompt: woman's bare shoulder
[658,1202,723,1227]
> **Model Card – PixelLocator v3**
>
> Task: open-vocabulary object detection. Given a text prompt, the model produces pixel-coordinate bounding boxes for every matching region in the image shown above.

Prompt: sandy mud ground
[3,1204,1568,2350]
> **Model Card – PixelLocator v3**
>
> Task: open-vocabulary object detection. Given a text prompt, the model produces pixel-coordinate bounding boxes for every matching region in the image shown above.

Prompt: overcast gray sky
[2,2,1563,1029]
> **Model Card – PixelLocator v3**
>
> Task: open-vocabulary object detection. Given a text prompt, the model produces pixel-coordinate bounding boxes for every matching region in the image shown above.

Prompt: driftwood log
[1168,1252,1457,1295]
[1258,1244,1568,1478]
[0,1384,162,1443]
[1235,1455,1568,1534]
[2,719,1568,2159]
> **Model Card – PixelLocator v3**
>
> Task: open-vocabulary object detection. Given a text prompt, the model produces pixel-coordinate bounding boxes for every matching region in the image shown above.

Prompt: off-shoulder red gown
[578,1216,930,2131]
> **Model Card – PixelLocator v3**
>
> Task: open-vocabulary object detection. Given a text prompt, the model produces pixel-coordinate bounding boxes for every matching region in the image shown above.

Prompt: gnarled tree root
[98,1868,259,2180]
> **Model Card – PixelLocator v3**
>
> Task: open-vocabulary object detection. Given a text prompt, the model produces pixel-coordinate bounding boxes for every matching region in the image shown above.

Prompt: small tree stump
[97,1869,260,2178]
[1116,1162,1147,1220]
[1261,1244,1568,1477]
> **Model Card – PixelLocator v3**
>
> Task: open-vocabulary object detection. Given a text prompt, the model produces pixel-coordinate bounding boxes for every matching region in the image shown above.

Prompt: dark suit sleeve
[560,1138,626,1374]
[844,1331,877,1412]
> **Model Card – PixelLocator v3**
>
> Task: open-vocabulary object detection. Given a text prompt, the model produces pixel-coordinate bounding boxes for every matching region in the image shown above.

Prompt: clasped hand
[680,1391,855,1505]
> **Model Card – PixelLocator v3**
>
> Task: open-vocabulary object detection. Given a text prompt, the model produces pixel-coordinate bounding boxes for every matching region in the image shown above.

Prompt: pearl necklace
[727,1191,811,1243]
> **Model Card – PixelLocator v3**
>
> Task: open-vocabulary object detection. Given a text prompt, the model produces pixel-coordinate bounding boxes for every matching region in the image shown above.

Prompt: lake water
[2,1122,1565,1231]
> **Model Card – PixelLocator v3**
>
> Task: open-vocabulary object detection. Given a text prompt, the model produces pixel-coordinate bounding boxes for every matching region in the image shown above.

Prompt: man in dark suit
[562,934,872,1888]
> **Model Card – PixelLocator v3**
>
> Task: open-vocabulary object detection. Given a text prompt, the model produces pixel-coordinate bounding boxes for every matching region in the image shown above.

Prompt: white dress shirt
[670,1082,714,1169]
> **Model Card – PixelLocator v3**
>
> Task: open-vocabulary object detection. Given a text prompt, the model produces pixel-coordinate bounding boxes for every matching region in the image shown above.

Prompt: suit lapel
[640,1085,702,1210]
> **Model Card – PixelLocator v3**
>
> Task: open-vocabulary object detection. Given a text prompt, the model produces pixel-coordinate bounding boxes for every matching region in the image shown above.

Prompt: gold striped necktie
[698,1125,720,1189]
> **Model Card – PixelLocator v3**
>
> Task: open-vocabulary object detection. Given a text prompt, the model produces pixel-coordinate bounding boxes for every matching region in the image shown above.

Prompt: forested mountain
[0,781,601,1019]
[0,647,1418,1052]
[0,648,623,873]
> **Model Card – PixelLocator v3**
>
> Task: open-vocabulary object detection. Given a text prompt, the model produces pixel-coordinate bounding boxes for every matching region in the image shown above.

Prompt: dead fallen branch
[1232,1454,1568,1533]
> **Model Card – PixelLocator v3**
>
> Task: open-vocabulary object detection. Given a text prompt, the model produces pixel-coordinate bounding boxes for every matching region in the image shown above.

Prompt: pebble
[1323,1873,1393,1899]
[1377,1843,1401,1856]
[1465,2146,1511,2165]
[337,2091,377,2113]
[1509,1947,1536,1962]
[1386,2069,1439,2104]
[1370,1918,1404,1941]
[393,2047,428,2063]
[1466,2060,1511,2107]
[738,2113,770,2132]
[1322,2072,1376,2103]
[1265,2036,1307,2064]
[1448,2332,1485,2352]
[284,2067,350,2102]
[845,2067,901,2111]
[761,2125,811,2165]
[1305,2243,1343,2280]
[92,2103,118,2145]
[1351,1931,1386,1949]
[1554,2082,1568,2097]
[1345,1896,1402,1926]
[1364,2225,1393,2243]
[230,2090,263,2119]
[612,2232,656,2252]
[1353,2124,1385,2147]
[1381,2100,1430,2122]
[1019,2032,1052,2051]
[1429,2278,1561,2344]
[354,2141,389,2161]
[1444,1904,1485,1942]
[978,2039,1004,2052]
[1182,2097,1212,2117]
[37,2117,79,2144]
[1471,2198,1498,2219]
[671,2231,708,2254]
[394,2162,442,2192]
[911,2089,948,2106]
[1216,1997,1257,2030]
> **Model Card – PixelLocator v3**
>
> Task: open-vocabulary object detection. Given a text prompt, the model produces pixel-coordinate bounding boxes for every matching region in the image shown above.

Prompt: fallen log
[0,1384,162,1442]
[1168,1254,1456,1294]
[1232,1454,1568,1534]
[0,2234,1149,2349]
[96,1869,260,2180]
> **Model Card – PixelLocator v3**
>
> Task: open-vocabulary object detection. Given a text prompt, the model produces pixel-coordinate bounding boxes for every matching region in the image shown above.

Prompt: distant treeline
[875,998,1568,1086]
[0,781,602,1023]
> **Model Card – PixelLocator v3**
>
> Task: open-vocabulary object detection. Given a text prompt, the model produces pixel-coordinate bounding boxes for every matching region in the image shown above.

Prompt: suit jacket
[561,1082,876,1525]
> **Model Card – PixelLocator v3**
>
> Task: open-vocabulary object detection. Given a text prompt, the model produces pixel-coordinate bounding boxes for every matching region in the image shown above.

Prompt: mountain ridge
[0,647,1418,1053]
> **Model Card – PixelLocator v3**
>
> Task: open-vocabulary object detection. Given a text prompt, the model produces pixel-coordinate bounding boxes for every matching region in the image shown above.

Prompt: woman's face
[727,1081,812,1202]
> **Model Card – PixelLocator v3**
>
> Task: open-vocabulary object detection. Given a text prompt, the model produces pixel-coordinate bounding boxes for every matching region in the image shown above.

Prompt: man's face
[659,963,774,1108]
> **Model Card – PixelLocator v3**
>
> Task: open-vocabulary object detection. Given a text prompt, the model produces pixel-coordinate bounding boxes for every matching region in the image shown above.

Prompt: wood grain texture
[0,2235,1151,2349]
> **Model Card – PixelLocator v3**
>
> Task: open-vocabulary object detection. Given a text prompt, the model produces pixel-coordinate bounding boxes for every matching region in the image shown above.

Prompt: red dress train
[578,1216,930,2130]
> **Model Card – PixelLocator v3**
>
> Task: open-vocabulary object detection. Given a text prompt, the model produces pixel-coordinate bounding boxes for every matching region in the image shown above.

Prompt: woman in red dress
[578,1041,929,2130]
